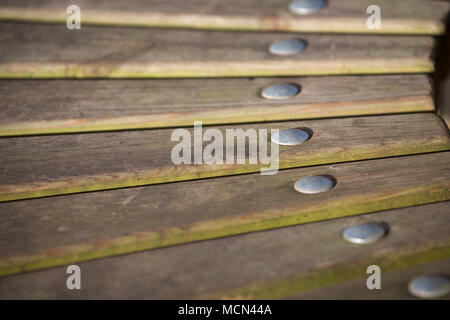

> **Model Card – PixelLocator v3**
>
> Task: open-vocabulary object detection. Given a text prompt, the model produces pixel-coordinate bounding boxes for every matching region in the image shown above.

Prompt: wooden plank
[0,0,448,35]
[0,152,449,277]
[292,258,450,299]
[0,113,448,202]
[0,23,436,79]
[0,75,435,136]
[0,201,449,299]
[436,16,450,128]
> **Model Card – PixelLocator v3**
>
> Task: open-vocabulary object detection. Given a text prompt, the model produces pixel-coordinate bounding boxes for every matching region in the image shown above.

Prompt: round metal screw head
[289,0,327,15]
[294,175,336,194]
[261,83,301,100]
[269,39,307,56]
[271,128,311,146]
[342,222,388,244]
[408,275,450,299]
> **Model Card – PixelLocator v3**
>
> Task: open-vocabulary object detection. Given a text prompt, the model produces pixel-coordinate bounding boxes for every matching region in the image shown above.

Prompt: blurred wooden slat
[0,0,448,35]
[0,113,448,202]
[436,16,450,129]
[0,201,449,299]
[292,258,450,299]
[0,23,436,78]
[0,152,449,277]
[0,75,435,136]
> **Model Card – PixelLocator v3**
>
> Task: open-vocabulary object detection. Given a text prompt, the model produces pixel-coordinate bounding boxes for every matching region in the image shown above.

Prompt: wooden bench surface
[0,151,449,277]
[0,0,449,300]
[0,23,436,78]
[294,258,450,299]
[0,0,448,34]
[0,75,434,136]
[1,201,449,299]
[0,113,448,202]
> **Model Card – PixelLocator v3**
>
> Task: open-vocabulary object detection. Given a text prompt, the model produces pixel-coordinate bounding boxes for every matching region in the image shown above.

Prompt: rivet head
[408,275,450,299]
[342,222,388,244]
[261,83,300,100]
[294,175,336,194]
[269,39,307,55]
[271,128,310,145]
[289,0,327,15]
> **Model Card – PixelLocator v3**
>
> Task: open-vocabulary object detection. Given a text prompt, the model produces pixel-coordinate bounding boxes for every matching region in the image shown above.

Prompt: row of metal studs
[264,11,450,293]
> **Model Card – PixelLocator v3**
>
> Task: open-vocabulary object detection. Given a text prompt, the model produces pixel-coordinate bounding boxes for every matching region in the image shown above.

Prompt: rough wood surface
[0,152,449,277]
[0,113,448,202]
[0,201,449,299]
[0,75,435,136]
[0,0,448,35]
[436,17,450,129]
[0,23,436,78]
[292,258,450,299]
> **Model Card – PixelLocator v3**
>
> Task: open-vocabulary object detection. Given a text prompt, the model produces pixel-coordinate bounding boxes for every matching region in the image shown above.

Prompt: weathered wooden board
[436,18,450,129]
[0,201,449,299]
[0,113,448,202]
[0,23,436,78]
[292,258,450,299]
[0,152,449,277]
[0,0,448,35]
[0,75,435,136]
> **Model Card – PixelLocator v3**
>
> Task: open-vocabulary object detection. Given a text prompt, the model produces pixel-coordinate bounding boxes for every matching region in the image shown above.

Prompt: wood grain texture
[0,75,435,136]
[0,113,449,202]
[0,0,448,34]
[0,201,449,299]
[291,258,450,299]
[0,23,436,78]
[436,17,450,129]
[0,152,449,277]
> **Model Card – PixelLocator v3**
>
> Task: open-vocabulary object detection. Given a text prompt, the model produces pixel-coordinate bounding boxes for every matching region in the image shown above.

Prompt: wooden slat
[292,258,450,299]
[436,16,450,129]
[0,113,448,202]
[0,23,436,79]
[0,0,448,35]
[0,201,449,299]
[0,152,449,277]
[0,75,435,136]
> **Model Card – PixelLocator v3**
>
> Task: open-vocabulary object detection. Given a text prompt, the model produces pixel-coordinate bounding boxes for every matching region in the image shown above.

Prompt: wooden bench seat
[0,23,436,78]
[0,0,448,34]
[1,201,449,299]
[0,75,434,136]
[0,0,449,300]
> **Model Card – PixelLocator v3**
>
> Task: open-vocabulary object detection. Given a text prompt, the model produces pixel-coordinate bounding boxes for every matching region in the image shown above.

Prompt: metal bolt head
[271,128,310,145]
[269,39,307,56]
[261,83,301,100]
[289,0,327,15]
[342,222,388,244]
[408,275,450,299]
[294,175,336,194]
